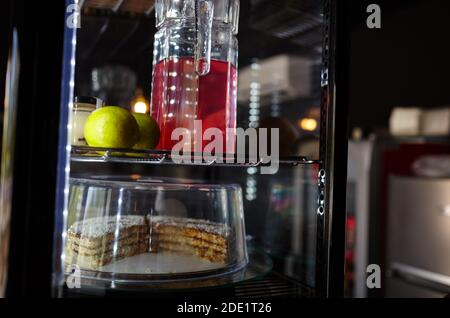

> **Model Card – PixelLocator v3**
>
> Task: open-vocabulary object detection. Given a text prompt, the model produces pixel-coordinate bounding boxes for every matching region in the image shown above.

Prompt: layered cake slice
[151,216,230,264]
[65,215,149,270]
[65,215,230,271]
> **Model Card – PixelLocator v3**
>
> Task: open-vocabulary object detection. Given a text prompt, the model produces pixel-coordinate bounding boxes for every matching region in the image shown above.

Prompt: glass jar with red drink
[151,0,239,154]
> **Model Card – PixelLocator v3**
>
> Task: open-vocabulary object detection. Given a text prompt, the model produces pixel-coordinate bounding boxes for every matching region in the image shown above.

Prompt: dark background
[348,0,450,132]
[70,0,450,135]
[3,1,450,135]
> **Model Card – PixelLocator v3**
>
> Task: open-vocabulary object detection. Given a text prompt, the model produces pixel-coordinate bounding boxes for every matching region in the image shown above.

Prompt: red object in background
[345,215,356,297]
[151,57,237,152]
[382,143,450,177]
[345,217,356,265]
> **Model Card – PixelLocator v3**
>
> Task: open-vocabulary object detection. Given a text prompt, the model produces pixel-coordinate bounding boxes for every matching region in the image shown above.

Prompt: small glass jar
[70,96,103,146]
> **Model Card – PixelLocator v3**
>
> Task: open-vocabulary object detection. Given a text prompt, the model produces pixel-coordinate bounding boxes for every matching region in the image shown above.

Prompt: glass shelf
[70,146,320,167]
[62,246,273,294]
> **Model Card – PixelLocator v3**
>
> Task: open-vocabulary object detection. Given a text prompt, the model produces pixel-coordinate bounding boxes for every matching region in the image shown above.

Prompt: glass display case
[65,176,249,289]
[0,0,350,298]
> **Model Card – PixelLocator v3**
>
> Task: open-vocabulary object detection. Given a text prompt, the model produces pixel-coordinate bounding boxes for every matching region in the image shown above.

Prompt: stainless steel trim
[70,146,319,167]
[390,263,450,293]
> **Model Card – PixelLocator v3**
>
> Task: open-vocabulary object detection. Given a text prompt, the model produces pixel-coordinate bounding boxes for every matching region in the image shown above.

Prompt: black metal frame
[316,0,350,298]
[1,0,350,298]
[2,0,66,296]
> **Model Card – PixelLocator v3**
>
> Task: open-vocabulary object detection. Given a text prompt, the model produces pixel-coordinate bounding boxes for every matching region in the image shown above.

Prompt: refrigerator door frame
[315,0,350,298]
[1,0,67,297]
[0,0,350,298]
[347,141,374,298]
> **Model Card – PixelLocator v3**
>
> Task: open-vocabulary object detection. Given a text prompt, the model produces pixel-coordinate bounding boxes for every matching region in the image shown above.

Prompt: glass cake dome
[64,175,248,290]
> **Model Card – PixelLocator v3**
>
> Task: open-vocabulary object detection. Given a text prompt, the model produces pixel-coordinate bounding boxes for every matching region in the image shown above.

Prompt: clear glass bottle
[151,0,239,153]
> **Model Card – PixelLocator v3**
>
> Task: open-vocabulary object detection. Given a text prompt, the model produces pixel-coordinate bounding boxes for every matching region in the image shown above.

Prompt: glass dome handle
[195,0,214,76]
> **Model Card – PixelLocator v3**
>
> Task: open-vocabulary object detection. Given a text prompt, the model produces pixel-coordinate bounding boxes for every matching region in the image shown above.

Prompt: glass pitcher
[151,0,240,153]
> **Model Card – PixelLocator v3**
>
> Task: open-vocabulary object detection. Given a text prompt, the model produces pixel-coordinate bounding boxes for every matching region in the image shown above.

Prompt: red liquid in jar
[151,57,237,153]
